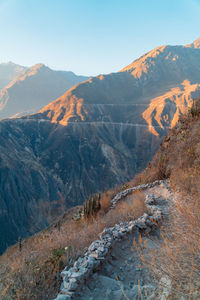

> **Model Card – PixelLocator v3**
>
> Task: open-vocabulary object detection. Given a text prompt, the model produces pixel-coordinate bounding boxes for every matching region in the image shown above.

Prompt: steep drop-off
[0,118,159,253]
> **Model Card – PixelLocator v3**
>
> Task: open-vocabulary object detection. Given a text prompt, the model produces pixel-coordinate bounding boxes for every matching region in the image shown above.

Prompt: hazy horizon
[0,0,200,76]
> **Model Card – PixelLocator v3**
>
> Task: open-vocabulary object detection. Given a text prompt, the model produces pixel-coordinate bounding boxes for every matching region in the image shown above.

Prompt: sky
[0,0,200,76]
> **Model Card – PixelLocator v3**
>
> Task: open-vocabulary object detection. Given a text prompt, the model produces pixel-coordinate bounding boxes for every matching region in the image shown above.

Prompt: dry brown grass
[0,190,146,300]
[128,99,200,299]
[99,191,112,213]
[139,194,200,299]
[116,191,146,221]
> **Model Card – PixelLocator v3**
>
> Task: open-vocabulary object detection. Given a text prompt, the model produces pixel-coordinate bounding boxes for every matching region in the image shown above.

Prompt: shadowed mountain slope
[0,118,159,253]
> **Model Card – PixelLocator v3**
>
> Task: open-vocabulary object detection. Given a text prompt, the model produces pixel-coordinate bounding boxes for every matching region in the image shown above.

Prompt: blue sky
[0,0,200,75]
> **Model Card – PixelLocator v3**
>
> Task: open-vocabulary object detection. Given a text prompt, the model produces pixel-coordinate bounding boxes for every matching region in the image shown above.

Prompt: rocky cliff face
[1,38,200,254]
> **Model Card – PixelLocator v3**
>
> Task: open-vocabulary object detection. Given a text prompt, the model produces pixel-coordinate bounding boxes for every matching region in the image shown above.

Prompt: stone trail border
[54,180,169,300]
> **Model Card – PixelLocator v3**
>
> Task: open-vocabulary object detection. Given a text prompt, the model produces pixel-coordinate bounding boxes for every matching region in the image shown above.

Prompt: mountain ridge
[0,63,89,118]
[35,39,200,137]
[0,62,26,90]
[186,36,200,48]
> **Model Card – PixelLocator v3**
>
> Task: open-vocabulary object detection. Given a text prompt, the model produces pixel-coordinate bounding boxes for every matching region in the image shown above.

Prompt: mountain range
[0,37,200,254]
[34,38,200,137]
[0,62,89,118]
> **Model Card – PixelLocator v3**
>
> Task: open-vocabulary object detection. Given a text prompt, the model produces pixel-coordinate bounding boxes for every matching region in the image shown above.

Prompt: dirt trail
[76,182,172,300]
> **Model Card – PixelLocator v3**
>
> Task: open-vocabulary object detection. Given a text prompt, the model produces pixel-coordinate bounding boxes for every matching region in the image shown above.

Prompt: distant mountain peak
[186,37,200,49]
[32,63,47,69]
[18,63,51,79]
[0,62,27,90]
[0,61,26,69]
[119,44,182,78]
[0,62,89,118]
[2,61,16,65]
[28,63,50,72]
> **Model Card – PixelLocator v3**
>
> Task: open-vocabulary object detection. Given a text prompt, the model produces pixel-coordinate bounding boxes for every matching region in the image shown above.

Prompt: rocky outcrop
[54,180,167,300]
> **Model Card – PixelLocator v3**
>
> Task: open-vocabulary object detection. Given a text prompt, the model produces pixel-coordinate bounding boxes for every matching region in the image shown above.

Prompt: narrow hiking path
[76,182,172,300]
